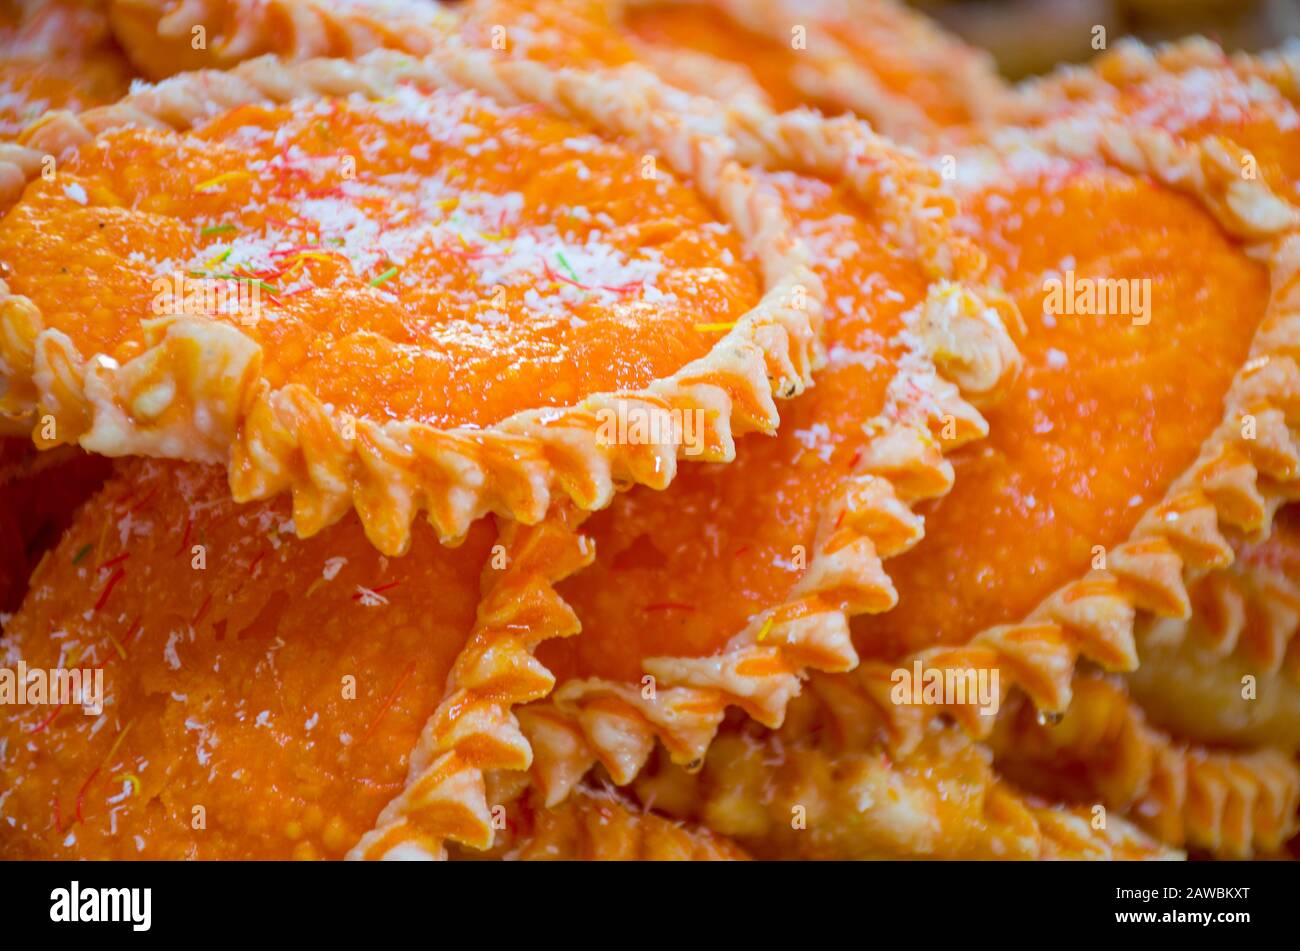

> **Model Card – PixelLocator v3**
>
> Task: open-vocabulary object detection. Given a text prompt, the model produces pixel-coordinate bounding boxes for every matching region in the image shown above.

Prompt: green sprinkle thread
[369,266,399,288]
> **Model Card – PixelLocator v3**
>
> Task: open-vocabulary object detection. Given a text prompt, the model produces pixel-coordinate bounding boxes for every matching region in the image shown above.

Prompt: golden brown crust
[458,786,748,860]
[0,44,826,558]
[1128,506,1300,749]
[992,675,1300,859]
[625,704,1179,860]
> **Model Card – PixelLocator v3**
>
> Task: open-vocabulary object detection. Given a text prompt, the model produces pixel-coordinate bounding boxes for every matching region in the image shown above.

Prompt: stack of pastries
[0,0,1298,861]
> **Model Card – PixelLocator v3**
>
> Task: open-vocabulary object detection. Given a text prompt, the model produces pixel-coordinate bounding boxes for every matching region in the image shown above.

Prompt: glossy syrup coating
[541,170,926,683]
[0,85,755,429]
[0,459,494,859]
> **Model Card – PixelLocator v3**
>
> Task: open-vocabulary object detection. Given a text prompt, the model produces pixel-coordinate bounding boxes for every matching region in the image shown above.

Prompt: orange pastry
[0,46,821,557]
[1125,505,1300,751]
[460,0,1008,144]
[1004,38,1300,204]
[0,0,134,141]
[842,115,1300,748]
[491,90,1021,808]
[455,785,748,859]
[991,674,1300,858]
[619,104,1300,856]
[107,0,454,79]
[628,700,1179,859]
[0,457,590,858]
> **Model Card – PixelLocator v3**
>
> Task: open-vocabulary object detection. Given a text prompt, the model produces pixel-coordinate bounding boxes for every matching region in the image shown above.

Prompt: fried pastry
[1004,37,1300,202]
[460,0,1008,144]
[3,5,1298,866]
[1126,505,1300,751]
[590,95,1300,858]
[629,700,1179,859]
[0,457,589,858]
[456,784,748,859]
[492,88,1021,808]
[0,0,134,142]
[991,675,1300,858]
[107,0,454,79]
[844,114,1299,742]
[0,45,821,557]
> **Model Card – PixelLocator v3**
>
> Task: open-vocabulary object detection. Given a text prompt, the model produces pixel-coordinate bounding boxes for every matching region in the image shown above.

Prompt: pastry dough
[0,46,822,557]
[462,0,1009,144]
[992,675,1300,858]
[845,114,1300,753]
[629,696,1179,859]
[0,0,134,142]
[457,785,748,860]
[3,13,1298,865]
[501,89,1020,809]
[108,0,454,78]
[0,458,501,858]
[1129,505,1300,750]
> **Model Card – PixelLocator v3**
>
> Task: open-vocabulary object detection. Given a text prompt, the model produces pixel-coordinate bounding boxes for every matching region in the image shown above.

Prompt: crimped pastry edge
[348,505,595,859]
[1003,35,1300,128]
[992,674,1300,858]
[0,42,828,558]
[839,112,1300,757]
[617,0,1010,144]
[353,73,1023,856]
[108,0,455,78]
[1141,506,1300,683]
[289,50,1003,862]
[632,708,1181,859]
[495,92,1024,813]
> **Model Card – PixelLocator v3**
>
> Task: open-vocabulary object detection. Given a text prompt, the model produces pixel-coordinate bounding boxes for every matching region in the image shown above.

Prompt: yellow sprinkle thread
[694,321,737,334]
[104,631,128,662]
[104,720,135,765]
[756,617,775,643]
[194,171,251,192]
[205,247,233,269]
[57,646,85,672]
[288,251,336,265]
[113,773,141,797]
